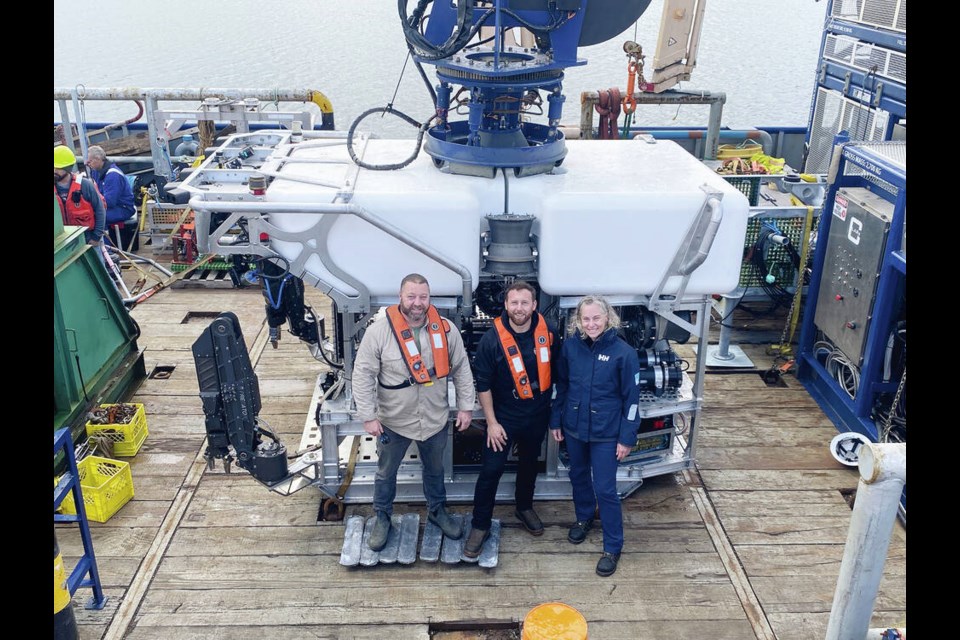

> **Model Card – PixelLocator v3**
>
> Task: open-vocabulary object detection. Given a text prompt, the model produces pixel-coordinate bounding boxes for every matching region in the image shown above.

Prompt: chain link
[879,367,907,443]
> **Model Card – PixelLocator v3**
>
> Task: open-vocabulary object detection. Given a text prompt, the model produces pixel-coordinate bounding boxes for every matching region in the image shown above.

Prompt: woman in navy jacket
[550,295,640,577]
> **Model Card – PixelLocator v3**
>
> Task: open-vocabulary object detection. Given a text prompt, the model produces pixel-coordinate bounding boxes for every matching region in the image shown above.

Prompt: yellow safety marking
[54,552,71,613]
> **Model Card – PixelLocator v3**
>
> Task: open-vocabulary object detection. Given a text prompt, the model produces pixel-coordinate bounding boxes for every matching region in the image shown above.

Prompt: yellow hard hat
[54,145,77,169]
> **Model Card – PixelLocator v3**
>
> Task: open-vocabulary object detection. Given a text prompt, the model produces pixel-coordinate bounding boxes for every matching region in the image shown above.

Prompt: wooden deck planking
[706,490,854,517]
[696,445,838,470]
[72,588,125,627]
[750,575,906,612]
[700,406,838,429]
[123,620,760,640]
[120,476,186,502]
[133,395,318,416]
[179,475,707,529]
[150,551,733,590]
[63,556,144,588]
[735,544,905,577]
[698,426,841,447]
[165,523,719,556]
[126,625,433,640]
[59,526,157,558]
[766,612,907,640]
[698,469,859,491]
[133,583,748,625]
[694,312,907,636]
[58,281,907,640]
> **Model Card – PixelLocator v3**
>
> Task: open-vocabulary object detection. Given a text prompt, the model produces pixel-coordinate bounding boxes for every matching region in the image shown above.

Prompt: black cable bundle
[399,0,479,61]
[748,222,802,307]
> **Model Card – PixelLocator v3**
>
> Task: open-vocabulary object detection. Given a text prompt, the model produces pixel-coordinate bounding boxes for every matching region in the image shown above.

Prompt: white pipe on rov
[188,199,474,311]
[825,443,906,640]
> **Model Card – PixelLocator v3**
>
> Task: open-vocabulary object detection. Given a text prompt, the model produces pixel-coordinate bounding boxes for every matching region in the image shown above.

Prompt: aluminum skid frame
[182,131,728,505]
[270,296,710,504]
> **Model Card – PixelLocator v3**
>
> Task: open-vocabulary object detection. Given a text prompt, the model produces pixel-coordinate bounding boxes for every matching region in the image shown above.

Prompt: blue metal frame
[409,0,592,173]
[54,428,106,610]
[804,1,907,159]
[825,18,906,52]
[797,139,906,517]
[797,140,905,441]
[818,61,906,117]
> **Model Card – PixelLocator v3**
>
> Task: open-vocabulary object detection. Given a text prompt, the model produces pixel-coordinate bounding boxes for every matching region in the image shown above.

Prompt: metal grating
[851,140,906,169]
[805,88,888,173]
[831,0,905,32]
[861,0,900,31]
[824,35,906,84]
[841,141,905,197]
[739,216,808,288]
[888,50,906,82]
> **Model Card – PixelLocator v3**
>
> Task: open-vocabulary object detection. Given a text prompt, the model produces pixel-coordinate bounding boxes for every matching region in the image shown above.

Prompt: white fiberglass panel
[533,139,749,296]
[264,140,482,297]
[255,137,747,298]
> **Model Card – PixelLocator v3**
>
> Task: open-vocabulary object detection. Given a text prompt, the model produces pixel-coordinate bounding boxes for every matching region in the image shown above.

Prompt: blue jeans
[565,436,623,554]
[471,418,548,531]
[373,426,447,516]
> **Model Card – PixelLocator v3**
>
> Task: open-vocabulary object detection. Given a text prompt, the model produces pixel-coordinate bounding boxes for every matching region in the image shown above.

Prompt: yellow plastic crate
[86,403,149,457]
[148,204,191,225]
[717,142,763,159]
[59,456,134,523]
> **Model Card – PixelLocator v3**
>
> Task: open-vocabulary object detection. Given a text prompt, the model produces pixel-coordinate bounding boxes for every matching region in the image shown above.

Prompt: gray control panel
[813,187,892,364]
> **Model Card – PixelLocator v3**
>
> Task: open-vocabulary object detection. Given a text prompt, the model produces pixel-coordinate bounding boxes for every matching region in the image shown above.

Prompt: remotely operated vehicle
[187,0,749,508]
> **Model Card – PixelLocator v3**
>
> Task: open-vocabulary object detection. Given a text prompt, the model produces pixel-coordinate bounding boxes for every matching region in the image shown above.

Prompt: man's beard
[508,310,531,327]
[400,300,426,324]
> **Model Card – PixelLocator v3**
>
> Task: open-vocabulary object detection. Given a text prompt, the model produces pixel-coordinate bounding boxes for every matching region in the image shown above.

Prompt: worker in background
[84,145,138,250]
[55,145,105,246]
[550,295,641,577]
[352,273,476,551]
[463,281,560,558]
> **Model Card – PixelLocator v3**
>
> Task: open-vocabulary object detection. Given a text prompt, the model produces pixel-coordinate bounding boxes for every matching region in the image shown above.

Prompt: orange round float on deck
[522,602,588,640]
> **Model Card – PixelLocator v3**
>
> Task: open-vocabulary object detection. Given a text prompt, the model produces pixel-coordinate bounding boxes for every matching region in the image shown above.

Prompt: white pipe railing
[826,442,906,640]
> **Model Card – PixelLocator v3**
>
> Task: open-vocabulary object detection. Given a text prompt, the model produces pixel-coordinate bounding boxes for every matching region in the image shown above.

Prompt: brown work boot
[515,508,544,536]
[463,526,490,558]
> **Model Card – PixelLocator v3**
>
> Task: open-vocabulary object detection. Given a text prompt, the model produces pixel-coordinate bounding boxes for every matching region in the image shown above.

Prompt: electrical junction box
[813,187,892,364]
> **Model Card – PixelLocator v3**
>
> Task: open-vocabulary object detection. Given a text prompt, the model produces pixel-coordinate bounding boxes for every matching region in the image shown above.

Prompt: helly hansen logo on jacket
[597,354,610,362]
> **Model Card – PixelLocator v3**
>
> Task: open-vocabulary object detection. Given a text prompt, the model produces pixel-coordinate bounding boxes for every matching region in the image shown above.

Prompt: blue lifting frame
[796,138,905,511]
[54,427,107,610]
[803,0,906,171]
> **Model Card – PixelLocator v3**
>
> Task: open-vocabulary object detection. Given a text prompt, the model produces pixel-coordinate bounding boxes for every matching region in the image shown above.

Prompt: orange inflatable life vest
[384,305,450,388]
[494,314,552,399]
[55,174,98,229]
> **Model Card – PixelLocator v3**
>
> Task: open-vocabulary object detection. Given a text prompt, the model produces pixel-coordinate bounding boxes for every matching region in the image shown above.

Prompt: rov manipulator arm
[191,312,290,484]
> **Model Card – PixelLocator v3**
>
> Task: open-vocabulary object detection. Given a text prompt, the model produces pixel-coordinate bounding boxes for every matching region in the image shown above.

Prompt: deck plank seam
[685,469,778,640]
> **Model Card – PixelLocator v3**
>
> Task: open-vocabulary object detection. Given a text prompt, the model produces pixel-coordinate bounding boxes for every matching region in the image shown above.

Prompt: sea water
[53,0,827,134]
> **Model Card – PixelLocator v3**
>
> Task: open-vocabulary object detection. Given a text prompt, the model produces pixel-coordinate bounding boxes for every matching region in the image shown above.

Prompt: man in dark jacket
[463,281,561,558]
[85,145,137,249]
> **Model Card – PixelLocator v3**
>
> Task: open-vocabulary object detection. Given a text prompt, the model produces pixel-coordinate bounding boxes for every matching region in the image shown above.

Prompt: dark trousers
[565,436,624,554]
[470,417,548,531]
[373,426,447,516]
